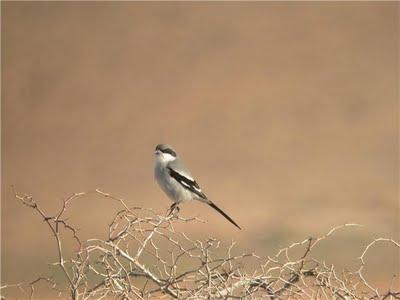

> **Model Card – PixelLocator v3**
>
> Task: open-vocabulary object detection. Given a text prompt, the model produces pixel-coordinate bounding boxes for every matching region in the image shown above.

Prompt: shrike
[154,144,241,230]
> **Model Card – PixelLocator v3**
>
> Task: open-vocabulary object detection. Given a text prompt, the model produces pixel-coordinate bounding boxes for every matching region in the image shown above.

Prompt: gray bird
[154,144,241,230]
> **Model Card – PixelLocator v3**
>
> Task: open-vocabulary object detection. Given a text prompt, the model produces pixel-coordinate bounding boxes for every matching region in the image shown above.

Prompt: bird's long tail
[207,201,241,230]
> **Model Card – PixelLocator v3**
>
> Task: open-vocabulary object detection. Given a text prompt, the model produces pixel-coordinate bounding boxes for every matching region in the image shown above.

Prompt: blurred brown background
[2,2,399,296]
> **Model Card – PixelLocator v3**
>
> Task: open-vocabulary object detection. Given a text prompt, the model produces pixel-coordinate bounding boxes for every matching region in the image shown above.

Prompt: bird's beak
[155,150,161,155]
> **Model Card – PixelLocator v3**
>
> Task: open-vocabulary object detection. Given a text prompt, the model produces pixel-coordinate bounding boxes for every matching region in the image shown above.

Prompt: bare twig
[2,188,398,300]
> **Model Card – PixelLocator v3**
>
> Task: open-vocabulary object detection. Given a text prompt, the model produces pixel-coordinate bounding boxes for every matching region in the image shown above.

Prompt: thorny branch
[1,188,399,299]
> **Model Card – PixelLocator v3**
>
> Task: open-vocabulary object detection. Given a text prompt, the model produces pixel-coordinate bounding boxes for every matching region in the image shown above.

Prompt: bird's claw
[167,203,180,217]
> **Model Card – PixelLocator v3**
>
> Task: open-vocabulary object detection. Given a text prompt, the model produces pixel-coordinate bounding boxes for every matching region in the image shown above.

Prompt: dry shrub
[1,188,399,299]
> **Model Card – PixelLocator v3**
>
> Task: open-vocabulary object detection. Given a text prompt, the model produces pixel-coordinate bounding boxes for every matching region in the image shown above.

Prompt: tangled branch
[1,188,399,299]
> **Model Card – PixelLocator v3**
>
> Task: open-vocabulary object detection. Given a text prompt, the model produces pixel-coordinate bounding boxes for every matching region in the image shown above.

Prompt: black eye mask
[161,148,176,157]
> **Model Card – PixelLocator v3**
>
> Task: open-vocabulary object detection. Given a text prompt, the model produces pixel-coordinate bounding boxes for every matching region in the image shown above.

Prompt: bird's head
[154,144,177,163]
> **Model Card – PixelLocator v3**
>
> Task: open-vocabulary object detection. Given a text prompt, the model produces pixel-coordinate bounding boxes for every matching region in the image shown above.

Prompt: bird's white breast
[154,160,195,204]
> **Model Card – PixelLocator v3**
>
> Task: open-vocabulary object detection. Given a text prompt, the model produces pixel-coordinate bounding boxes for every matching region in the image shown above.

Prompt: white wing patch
[181,181,191,188]
[192,185,202,193]
[176,171,202,192]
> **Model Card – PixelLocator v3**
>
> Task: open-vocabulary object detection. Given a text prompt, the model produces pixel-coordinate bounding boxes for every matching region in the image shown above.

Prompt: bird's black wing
[167,167,207,199]
[167,166,242,230]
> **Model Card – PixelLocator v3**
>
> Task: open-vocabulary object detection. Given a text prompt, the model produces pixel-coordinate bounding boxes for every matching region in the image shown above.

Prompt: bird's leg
[167,203,174,216]
[167,202,180,216]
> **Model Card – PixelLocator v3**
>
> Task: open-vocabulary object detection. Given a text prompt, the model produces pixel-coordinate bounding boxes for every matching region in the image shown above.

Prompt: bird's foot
[167,203,180,217]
